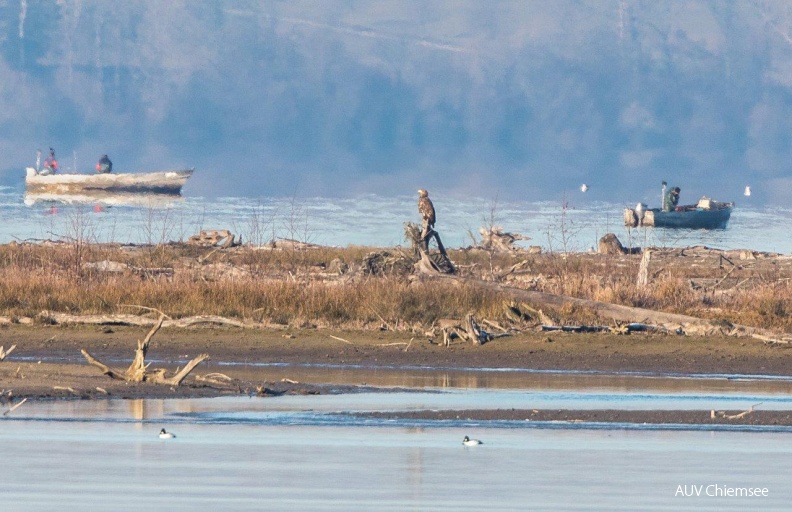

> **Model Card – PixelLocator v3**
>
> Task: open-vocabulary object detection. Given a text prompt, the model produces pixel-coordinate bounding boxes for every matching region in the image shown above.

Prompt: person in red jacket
[42,148,58,175]
[96,154,113,173]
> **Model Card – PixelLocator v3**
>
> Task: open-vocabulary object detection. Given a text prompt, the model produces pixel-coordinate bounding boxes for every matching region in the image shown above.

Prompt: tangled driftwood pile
[432,313,499,347]
[362,250,415,276]
[478,226,531,252]
[188,229,237,248]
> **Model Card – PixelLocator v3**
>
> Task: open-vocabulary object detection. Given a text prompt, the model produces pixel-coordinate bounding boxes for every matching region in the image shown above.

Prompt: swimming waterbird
[159,428,176,439]
[463,436,482,446]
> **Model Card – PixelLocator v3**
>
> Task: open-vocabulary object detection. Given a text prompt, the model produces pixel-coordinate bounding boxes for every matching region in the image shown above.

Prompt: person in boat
[42,148,58,175]
[663,186,680,212]
[96,154,113,174]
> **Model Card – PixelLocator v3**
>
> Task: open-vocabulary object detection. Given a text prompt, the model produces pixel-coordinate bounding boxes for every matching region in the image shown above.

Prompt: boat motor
[635,202,646,224]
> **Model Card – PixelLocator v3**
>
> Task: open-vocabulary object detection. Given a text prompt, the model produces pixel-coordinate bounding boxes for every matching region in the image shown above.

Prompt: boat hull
[25,168,193,195]
[624,204,733,229]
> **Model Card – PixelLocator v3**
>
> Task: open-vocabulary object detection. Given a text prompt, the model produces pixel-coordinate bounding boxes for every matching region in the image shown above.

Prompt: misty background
[1,0,791,206]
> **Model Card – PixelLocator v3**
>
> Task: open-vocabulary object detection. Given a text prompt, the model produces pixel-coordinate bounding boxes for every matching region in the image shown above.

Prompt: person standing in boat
[42,148,58,175]
[96,154,112,173]
[663,186,680,212]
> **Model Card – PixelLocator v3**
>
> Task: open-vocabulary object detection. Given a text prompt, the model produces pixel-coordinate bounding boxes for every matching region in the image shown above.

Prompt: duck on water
[463,436,483,446]
[159,429,176,439]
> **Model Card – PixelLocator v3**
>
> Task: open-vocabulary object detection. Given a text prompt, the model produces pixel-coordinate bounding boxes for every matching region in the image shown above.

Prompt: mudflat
[1,323,790,425]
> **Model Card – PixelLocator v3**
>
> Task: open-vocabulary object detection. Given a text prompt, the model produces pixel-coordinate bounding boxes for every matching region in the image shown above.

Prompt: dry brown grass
[0,242,790,332]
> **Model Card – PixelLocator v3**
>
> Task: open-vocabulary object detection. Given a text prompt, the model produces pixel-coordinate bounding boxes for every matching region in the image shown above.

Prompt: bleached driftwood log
[0,345,16,361]
[269,238,324,251]
[3,398,27,416]
[188,229,236,248]
[40,311,255,328]
[711,403,761,420]
[479,226,530,252]
[81,314,209,385]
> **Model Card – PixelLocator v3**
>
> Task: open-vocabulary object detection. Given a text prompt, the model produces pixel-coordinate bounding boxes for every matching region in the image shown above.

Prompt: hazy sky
[2,0,792,205]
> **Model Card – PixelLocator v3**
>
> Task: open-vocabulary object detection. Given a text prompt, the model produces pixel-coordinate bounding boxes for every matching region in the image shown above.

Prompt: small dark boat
[624,197,733,229]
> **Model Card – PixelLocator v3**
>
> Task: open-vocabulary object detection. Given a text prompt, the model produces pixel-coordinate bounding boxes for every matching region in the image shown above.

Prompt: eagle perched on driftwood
[417,189,436,234]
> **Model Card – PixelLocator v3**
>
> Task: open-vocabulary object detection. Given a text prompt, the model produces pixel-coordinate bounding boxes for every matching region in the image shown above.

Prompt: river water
[2,188,791,253]
[2,369,792,511]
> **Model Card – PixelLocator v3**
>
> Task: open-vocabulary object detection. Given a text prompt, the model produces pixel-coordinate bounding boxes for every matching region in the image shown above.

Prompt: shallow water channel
[2,366,791,510]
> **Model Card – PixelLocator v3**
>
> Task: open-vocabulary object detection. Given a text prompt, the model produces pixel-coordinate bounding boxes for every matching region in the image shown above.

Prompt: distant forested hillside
[1,1,791,204]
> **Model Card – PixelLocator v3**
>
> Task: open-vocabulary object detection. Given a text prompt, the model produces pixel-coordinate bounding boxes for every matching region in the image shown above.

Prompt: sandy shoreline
[1,323,791,426]
[3,323,792,374]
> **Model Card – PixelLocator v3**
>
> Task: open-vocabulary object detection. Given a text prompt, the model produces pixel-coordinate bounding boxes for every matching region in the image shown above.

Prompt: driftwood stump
[463,313,491,345]
[405,222,455,274]
[598,233,641,255]
[81,314,209,386]
[637,249,652,288]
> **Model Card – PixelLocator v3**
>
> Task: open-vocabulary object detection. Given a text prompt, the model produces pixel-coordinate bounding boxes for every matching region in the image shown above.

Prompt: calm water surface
[2,419,791,511]
[2,189,791,253]
[2,388,791,511]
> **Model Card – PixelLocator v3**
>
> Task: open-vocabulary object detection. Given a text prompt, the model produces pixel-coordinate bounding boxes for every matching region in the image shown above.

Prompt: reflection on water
[215,361,792,396]
[23,191,184,208]
[19,354,792,396]
[10,389,792,426]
